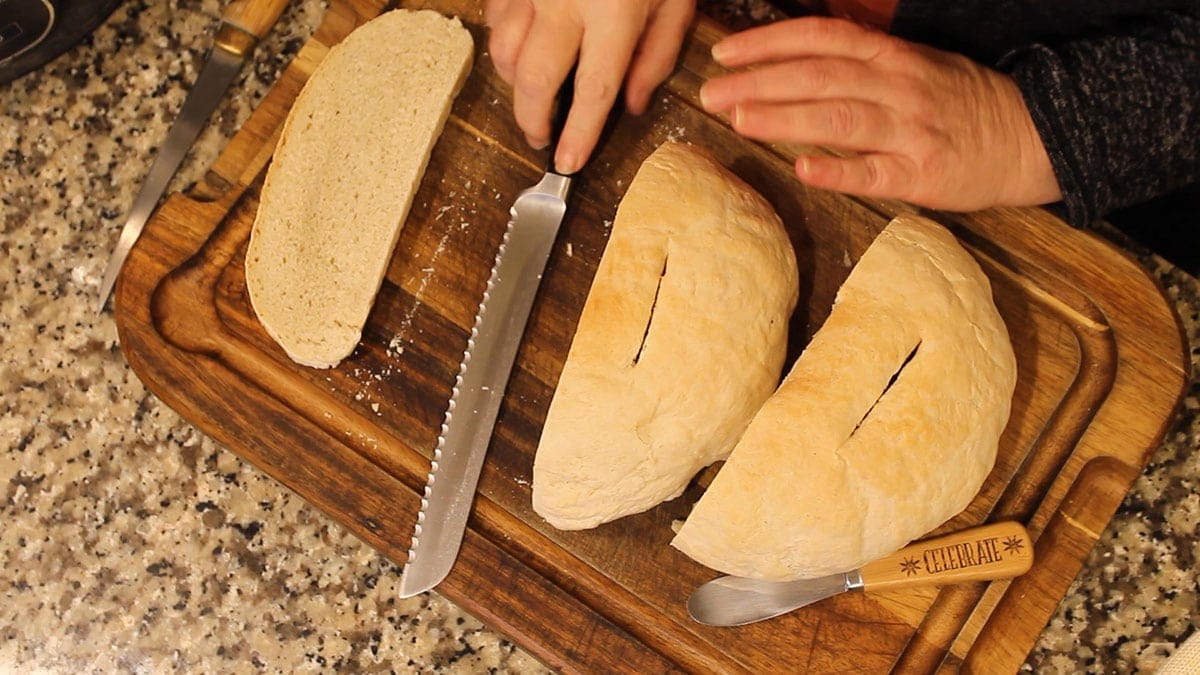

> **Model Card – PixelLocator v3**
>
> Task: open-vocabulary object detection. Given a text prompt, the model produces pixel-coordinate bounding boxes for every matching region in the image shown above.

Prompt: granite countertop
[2,0,1196,671]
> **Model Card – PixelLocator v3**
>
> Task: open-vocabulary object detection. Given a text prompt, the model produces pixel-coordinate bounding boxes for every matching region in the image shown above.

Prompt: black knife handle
[546,66,576,174]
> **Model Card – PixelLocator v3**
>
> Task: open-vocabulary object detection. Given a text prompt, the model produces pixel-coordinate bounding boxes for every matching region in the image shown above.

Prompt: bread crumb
[566,242,573,257]
[664,125,687,143]
[371,402,380,414]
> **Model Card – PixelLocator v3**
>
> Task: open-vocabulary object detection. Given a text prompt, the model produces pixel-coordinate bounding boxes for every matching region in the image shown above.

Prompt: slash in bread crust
[533,142,800,530]
[672,214,1017,580]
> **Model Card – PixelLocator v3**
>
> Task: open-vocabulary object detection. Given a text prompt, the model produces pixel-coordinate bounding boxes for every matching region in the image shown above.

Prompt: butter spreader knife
[97,0,290,312]
[688,521,1033,626]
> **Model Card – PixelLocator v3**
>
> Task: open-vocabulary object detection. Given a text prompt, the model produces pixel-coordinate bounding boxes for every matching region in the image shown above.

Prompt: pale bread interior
[245,9,473,368]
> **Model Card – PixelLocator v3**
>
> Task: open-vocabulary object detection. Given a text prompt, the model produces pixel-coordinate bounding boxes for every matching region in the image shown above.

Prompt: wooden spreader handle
[223,0,291,40]
[861,521,1033,592]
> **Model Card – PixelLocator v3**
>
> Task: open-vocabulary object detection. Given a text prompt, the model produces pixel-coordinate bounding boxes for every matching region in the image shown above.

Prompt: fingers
[511,10,582,150]
[484,0,514,26]
[700,57,893,114]
[491,1,690,172]
[712,16,890,68]
[625,0,695,115]
[795,152,919,201]
[486,0,534,84]
[732,100,898,154]
[554,9,645,174]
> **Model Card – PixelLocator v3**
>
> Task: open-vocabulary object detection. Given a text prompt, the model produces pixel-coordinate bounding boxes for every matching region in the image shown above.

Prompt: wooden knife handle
[222,0,290,40]
[860,521,1033,592]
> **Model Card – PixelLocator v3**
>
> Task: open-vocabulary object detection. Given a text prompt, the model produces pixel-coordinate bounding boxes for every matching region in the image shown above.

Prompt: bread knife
[687,521,1033,626]
[397,75,577,598]
[97,0,290,312]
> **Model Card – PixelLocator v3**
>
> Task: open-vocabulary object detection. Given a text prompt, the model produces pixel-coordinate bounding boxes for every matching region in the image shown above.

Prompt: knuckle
[897,76,938,120]
[795,60,832,95]
[872,34,909,64]
[826,101,857,138]
[910,96,939,128]
[514,66,559,99]
[862,157,886,191]
[806,16,841,43]
[572,73,618,105]
[916,150,946,185]
[489,37,518,70]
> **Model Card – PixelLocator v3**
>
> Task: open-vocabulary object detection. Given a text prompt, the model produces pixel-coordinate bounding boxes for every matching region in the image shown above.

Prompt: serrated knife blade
[397,168,572,599]
[399,70,579,598]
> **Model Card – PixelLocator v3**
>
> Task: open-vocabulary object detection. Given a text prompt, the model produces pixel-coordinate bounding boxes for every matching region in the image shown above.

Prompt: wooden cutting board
[114,0,1190,671]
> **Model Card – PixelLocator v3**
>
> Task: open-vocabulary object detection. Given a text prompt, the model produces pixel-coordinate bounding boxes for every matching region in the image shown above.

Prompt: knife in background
[688,521,1034,626]
[97,0,290,312]
[397,76,578,599]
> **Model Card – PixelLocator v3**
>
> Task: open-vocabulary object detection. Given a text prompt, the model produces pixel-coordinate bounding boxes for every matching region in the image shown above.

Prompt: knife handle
[546,66,575,174]
[860,521,1033,592]
[222,0,290,41]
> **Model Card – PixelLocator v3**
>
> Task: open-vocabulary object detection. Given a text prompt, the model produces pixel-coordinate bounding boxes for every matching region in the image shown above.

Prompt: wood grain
[113,0,1190,671]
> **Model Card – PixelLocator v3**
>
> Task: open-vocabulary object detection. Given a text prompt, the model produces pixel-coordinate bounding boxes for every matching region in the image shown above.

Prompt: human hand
[485,0,695,174]
[699,17,1062,211]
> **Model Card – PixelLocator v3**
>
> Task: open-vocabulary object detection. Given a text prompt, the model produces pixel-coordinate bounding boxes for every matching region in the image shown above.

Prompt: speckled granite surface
[1,1,1196,672]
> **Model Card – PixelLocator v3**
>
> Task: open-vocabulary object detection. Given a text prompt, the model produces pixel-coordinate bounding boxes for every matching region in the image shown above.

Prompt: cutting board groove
[115,0,1189,671]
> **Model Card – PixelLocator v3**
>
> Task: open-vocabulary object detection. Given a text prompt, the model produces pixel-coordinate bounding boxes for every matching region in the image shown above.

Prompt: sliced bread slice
[245,9,473,368]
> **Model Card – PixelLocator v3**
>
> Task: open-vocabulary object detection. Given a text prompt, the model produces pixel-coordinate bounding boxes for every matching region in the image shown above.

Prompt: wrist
[994,72,1063,206]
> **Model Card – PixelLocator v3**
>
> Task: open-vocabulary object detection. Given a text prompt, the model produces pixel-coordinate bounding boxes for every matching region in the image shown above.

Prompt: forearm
[1002,21,1200,226]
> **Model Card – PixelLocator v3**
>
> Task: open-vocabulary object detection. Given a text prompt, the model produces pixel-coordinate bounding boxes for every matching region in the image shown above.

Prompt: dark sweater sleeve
[890,2,1200,227]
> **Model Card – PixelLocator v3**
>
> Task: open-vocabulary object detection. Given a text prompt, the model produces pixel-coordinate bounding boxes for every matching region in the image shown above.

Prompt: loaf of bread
[245,10,473,368]
[532,142,800,530]
[672,214,1016,580]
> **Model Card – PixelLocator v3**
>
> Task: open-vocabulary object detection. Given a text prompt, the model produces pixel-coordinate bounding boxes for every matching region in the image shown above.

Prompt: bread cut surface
[245,9,473,368]
[532,142,800,530]
[672,214,1017,580]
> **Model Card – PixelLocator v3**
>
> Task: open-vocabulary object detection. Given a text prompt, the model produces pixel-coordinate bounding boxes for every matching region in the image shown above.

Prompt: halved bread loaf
[245,10,473,368]
[672,214,1017,580]
[532,142,800,530]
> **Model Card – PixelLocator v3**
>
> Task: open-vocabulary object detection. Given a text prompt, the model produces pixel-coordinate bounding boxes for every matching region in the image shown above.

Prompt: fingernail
[555,151,580,175]
[797,155,811,176]
[526,134,549,151]
[731,104,743,130]
[698,82,714,111]
[711,41,732,64]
